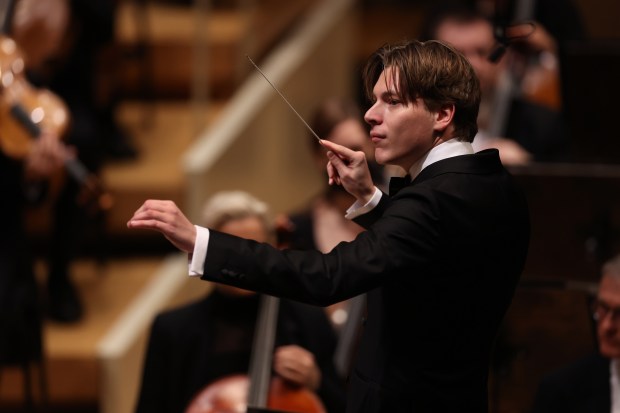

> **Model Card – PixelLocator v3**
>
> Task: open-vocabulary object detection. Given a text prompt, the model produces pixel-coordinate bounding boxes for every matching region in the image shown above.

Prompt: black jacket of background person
[505,98,570,162]
[135,289,346,413]
[200,148,530,412]
[0,152,44,366]
[530,353,611,413]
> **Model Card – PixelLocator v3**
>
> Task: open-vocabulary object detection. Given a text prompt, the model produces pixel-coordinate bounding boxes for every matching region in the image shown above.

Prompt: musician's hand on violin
[127,200,197,253]
[507,21,558,56]
[12,0,70,70]
[273,345,321,391]
[320,139,375,205]
[24,129,68,180]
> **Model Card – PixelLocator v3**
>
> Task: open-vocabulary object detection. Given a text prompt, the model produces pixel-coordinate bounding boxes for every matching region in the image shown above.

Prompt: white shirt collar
[611,359,620,413]
[408,138,474,179]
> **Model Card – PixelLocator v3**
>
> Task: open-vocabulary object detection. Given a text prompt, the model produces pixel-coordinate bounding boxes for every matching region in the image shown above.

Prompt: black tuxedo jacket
[0,153,43,365]
[530,353,611,413]
[201,149,530,412]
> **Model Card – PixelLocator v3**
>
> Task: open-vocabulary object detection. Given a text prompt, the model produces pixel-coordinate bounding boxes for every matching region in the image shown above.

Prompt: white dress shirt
[345,138,474,219]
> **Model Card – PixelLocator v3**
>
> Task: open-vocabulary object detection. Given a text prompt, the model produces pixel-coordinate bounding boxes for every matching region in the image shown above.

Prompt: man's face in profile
[595,274,620,358]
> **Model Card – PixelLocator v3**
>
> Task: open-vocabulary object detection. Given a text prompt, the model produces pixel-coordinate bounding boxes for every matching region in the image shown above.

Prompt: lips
[370,133,384,144]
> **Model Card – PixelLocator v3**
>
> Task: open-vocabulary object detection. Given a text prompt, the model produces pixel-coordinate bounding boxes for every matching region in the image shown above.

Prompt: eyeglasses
[591,299,620,323]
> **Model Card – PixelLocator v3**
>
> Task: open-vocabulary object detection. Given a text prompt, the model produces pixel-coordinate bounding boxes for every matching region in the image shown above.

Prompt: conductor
[128,39,530,412]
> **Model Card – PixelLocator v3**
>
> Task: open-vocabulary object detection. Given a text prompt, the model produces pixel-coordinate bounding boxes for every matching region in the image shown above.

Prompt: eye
[387,96,400,105]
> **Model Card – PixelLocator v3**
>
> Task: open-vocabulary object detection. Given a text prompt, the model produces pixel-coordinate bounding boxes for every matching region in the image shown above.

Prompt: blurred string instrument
[488,0,562,136]
[0,0,112,214]
[186,223,325,413]
[185,293,326,413]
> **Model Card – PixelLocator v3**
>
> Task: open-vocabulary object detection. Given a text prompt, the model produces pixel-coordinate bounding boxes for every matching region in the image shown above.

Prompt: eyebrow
[378,89,399,101]
[597,298,620,309]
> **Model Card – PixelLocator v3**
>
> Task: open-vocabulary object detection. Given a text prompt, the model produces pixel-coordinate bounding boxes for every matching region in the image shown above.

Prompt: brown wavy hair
[362,39,481,142]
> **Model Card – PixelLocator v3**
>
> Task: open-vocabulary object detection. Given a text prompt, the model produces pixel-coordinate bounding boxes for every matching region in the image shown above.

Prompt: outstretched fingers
[128,200,197,252]
[129,200,174,229]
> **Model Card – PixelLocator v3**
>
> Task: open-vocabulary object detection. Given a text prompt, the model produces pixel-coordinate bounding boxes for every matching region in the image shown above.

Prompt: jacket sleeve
[352,191,390,229]
[200,186,441,306]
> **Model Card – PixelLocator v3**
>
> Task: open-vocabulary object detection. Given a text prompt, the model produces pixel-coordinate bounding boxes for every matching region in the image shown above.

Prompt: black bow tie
[388,175,411,196]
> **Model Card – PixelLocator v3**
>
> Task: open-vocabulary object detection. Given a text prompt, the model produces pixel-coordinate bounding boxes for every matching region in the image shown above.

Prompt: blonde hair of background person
[199,190,274,298]
[200,190,273,236]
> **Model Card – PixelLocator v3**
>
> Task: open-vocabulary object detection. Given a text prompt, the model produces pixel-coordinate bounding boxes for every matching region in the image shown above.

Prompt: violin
[0,34,112,214]
[184,294,326,413]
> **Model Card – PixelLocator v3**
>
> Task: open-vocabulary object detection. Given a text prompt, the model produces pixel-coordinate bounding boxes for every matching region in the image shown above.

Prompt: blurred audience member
[530,254,620,413]
[276,97,397,379]
[0,130,66,388]
[278,97,391,336]
[135,191,346,413]
[422,6,571,165]
[11,0,137,322]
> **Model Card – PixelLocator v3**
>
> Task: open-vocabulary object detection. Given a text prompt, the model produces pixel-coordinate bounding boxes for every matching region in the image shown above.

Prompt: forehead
[374,66,399,93]
[599,273,620,303]
[436,18,494,51]
[328,119,368,149]
[218,216,268,242]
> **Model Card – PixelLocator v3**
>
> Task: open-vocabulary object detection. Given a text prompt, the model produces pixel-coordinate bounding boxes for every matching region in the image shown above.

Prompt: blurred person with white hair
[134,190,346,413]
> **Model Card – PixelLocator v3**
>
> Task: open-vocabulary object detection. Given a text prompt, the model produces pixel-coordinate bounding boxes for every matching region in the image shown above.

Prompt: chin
[374,151,388,165]
[599,343,620,359]
[374,151,395,168]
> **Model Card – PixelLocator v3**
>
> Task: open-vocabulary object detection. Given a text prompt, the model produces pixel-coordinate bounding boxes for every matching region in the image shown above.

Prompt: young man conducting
[128,39,530,412]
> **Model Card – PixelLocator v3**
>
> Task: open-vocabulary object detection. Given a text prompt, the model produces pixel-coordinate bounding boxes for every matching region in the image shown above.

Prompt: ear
[433,104,455,134]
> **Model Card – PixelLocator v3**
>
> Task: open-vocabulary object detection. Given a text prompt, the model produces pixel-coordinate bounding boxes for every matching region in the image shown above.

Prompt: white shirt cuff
[345,187,382,220]
[189,225,209,277]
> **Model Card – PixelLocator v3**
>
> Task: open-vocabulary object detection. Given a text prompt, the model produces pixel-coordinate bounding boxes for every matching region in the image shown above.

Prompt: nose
[599,313,618,333]
[364,102,380,126]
